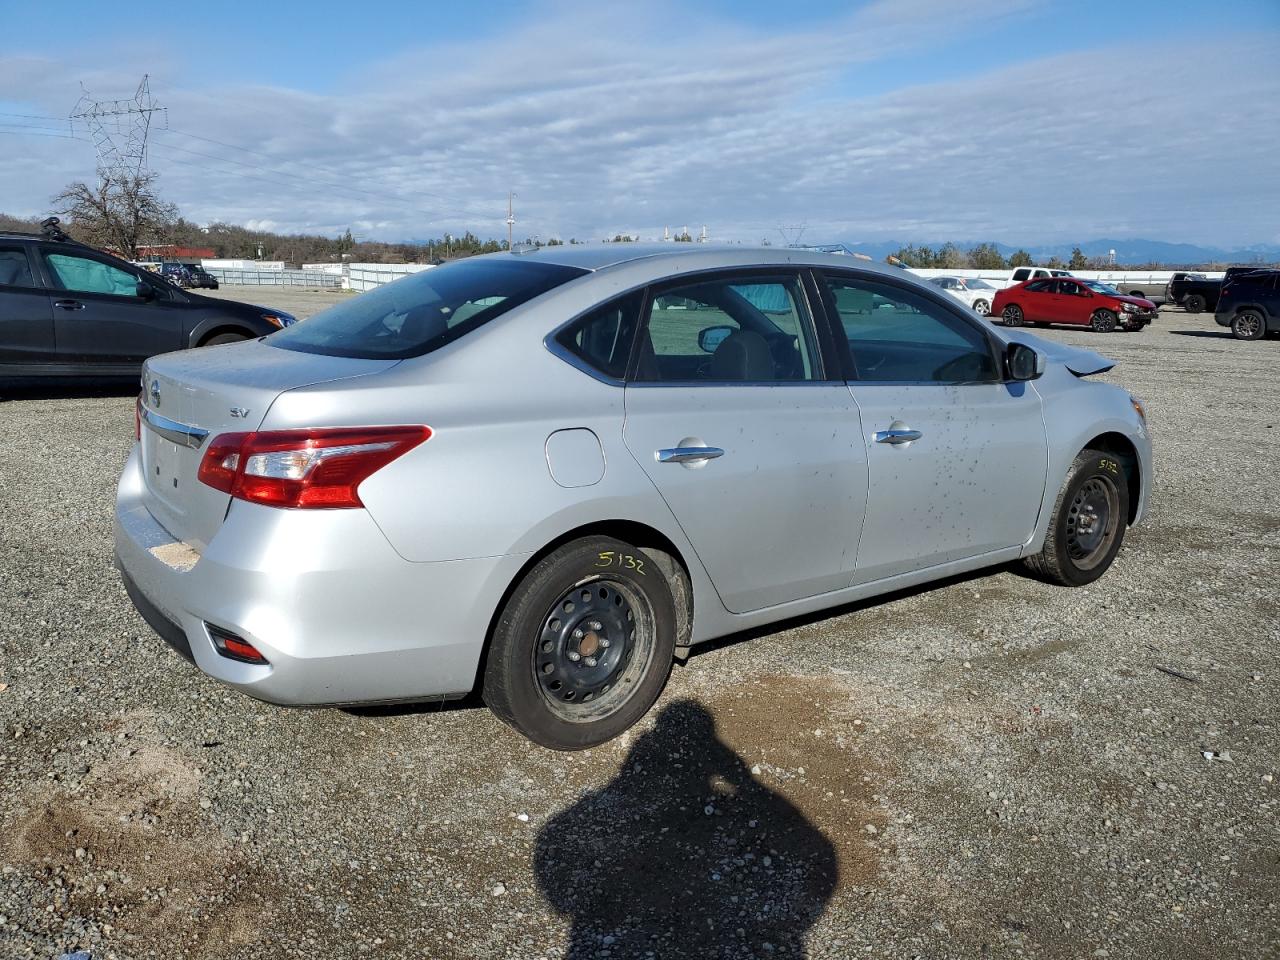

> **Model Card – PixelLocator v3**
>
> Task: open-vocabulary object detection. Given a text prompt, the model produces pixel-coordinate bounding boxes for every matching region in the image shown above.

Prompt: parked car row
[0,220,295,376]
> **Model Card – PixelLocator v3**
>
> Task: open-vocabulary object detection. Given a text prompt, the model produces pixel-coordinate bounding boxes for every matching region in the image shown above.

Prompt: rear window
[269,257,587,360]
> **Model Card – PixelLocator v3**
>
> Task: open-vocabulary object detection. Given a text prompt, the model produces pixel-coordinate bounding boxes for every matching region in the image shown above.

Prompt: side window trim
[627,266,831,385]
[814,268,1006,385]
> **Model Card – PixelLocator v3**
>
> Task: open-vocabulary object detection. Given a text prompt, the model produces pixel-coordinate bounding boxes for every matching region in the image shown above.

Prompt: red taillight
[197,426,431,509]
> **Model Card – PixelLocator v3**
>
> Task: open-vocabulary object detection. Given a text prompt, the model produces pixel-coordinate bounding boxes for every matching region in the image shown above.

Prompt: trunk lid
[139,339,399,550]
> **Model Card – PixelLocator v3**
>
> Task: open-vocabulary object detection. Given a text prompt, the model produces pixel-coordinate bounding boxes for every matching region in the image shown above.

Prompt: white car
[928,276,1001,316]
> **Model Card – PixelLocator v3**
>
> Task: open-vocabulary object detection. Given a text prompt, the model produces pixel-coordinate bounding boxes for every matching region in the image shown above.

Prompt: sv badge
[229,407,250,419]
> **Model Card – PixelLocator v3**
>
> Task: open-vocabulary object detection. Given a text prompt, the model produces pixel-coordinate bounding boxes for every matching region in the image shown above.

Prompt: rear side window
[555,290,644,380]
[0,245,34,287]
[1024,279,1051,292]
[269,258,588,360]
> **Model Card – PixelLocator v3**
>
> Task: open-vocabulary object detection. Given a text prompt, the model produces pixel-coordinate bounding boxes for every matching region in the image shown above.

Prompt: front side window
[44,252,138,297]
[269,258,587,360]
[633,274,819,382]
[555,290,643,380]
[1024,279,1052,293]
[0,245,34,287]
[819,273,998,384]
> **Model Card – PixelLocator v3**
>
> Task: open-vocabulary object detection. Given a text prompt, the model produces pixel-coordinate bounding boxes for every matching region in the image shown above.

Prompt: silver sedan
[115,246,1152,749]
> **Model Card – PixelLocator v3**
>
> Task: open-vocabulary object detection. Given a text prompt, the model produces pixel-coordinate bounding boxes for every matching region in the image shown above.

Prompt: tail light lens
[197,426,431,509]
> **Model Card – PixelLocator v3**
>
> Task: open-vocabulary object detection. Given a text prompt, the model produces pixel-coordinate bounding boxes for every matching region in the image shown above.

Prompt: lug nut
[567,651,581,662]
[573,628,584,639]
[599,638,610,648]
[584,657,598,667]
[590,621,603,631]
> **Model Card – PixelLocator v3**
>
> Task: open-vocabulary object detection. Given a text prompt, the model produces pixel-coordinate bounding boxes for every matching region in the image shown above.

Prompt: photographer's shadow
[534,700,838,959]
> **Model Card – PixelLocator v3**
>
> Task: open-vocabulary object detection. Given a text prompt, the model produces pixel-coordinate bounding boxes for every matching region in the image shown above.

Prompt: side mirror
[1006,342,1045,381]
[136,279,157,301]
[697,325,734,353]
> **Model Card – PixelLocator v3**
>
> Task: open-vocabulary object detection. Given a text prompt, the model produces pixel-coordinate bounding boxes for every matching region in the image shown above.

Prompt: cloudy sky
[2,0,1277,248]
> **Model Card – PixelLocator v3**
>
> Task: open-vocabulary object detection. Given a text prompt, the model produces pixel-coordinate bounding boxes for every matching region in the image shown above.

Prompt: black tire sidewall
[484,537,677,750]
[1048,452,1130,586]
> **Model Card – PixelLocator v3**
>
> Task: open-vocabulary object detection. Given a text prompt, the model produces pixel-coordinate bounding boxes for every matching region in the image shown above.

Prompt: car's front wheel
[1001,304,1023,326]
[1091,309,1118,333]
[483,536,677,750]
[1023,449,1130,587]
[1231,310,1266,341]
[1184,294,1206,313]
[201,332,250,347]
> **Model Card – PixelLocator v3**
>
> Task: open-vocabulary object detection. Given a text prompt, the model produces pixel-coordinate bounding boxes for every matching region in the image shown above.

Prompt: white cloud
[1,3,1275,247]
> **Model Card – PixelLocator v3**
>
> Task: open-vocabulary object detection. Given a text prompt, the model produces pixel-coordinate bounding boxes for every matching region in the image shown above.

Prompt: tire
[1023,449,1130,587]
[201,332,249,347]
[482,536,677,750]
[1001,304,1023,327]
[973,299,990,316]
[1185,294,1205,314]
[1231,310,1266,341]
[1090,309,1118,333]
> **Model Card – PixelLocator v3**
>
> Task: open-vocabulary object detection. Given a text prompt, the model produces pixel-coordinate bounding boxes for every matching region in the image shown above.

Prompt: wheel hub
[537,581,636,706]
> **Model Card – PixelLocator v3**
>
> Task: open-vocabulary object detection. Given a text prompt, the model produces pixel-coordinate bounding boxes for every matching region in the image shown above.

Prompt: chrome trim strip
[656,446,725,463]
[141,407,209,449]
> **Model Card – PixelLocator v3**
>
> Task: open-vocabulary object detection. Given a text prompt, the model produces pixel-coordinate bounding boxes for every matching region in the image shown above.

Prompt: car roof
[494,242,909,278]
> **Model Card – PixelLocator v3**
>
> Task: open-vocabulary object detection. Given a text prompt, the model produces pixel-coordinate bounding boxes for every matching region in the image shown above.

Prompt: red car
[992,277,1157,332]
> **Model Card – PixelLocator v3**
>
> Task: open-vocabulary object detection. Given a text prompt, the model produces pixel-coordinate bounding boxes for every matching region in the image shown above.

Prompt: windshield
[966,279,995,290]
[269,257,587,359]
[1083,280,1121,296]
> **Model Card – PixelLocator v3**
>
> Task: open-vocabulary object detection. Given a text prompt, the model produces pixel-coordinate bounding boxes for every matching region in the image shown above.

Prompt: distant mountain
[825,237,1280,267]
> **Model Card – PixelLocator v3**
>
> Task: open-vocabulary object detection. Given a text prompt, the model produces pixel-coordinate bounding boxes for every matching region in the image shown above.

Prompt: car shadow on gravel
[0,377,139,401]
[1167,330,1236,339]
[534,699,838,959]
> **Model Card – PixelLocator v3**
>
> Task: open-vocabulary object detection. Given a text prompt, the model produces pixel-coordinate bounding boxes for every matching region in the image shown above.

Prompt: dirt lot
[0,290,1276,960]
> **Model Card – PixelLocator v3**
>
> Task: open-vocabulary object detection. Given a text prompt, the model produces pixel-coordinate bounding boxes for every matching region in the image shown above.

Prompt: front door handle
[54,299,86,311]
[874,428,923,445]
[657,446,724,464]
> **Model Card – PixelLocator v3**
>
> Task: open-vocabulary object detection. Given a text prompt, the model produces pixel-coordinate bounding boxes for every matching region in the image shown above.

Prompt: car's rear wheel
[1231,309,1266,341]
[1001,304,1023,326]
[1185,294,1206,313]
[973,299,990,316]
[1023,449,1130,587]
[483,536,676,750]
[1090,309,1118,333]
[201,332,250,347]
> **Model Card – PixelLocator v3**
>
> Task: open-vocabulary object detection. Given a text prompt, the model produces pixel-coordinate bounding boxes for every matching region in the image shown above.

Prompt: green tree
[673,230,693,242]
[938,242,969,269]
[1008,249,1033,267]
[968,242,1006,269]
[1069,246,1089,270]
[1046,255,1065,269]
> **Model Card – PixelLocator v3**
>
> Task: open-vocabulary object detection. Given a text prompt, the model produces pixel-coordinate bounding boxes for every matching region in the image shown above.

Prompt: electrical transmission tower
[776,223,808,247]
[69,74,166,178]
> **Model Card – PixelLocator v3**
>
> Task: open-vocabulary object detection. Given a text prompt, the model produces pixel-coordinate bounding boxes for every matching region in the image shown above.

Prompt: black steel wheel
[1231,310,1266,341]
[1185,294,1206,314]
[483,536,677,750]
[1002,304,1024,326]
[1023,448,1131,587]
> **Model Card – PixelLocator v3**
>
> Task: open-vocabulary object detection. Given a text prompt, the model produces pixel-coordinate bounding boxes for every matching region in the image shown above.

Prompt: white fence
[205,267,343,288]
[347,263,434,292]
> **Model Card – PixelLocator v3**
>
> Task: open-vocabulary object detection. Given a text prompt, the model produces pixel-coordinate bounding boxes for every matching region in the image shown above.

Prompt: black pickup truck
[1166,267,1273,313]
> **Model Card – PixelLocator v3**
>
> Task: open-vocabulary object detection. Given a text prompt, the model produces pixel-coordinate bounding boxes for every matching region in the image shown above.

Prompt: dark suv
[1214,269,1279,341]
[0,221,294,377]
[159,261,220,290]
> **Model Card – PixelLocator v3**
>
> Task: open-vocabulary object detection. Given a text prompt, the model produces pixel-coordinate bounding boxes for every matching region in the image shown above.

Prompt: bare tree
[52,170,177,260]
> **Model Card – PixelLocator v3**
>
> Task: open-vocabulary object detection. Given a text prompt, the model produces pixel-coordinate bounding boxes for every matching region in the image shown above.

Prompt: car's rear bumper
[1214,310,1232,328]
[114,444,530,706]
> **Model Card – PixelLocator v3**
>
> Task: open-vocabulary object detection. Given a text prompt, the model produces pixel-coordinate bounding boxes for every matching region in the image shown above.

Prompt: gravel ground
[0,293,1276,960]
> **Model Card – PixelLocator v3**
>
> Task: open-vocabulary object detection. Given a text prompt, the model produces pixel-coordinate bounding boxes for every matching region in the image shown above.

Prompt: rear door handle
[54,299,85,311]
[874,428,923,445]
[657,446,724,464]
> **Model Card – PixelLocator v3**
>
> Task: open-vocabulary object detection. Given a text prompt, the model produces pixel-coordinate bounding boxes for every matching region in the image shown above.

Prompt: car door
[815,270,1048,582]
[1054,279,1092,325]
[39,247,183,366]
[0,242,55,367]
[621,269,868,613]
[1017,278,1054,322]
